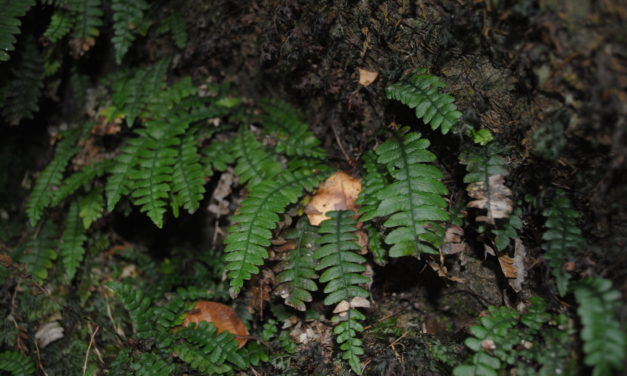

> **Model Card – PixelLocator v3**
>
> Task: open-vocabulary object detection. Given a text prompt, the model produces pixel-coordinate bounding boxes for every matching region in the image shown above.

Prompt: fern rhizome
[1,29,625,375]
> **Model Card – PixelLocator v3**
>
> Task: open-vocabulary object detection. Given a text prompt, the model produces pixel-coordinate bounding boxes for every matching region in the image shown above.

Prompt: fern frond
[109,282,153,339]
[202,138,235,174]
[542,191,584,296]
[259,99,326,158]
[130,353,175,376]
[43,10,74,43]
[174,321,247,373]
[275,218,319,311]
[159,12,187,49]
[27,130,80,226]
[224,171,325,296]
[2,38,44,125]
[143,76,197,122]
[574,278,625,376]
[315,210,369,374]
[69,0,103,43]
[364,223,386,265]
[79,188,104,229]
[106,136,148,211]
[0,351,35,376]
[172,131,205,214]
[112,0,149,64]
[60,201,87,281]
[386,69,462,134]
[492,207,522,251]
[461,143,508,185]
[52,159,111,206]
[70,69,89,111]
[0,0,35,62]
[21,222,57,283]
[374,128,449,257]
[232,128,283,188]
[356,151,388,222]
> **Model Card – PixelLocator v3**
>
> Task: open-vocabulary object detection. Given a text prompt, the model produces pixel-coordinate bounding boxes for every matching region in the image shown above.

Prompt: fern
[314,211,369,374]
[574,278,626,376]
[130,353,175,376]
[69,0,103,44]
[21,222,57,283]
[52,159,111,206]
[171,131,205,215]
[542,191,585,296]
[2,38,44,125]
[43,10,74,43]
[374,128,449,257]
[106,136,148,211]
[224,171,325,296]
[79,188,104,229]
[202,138,235,174]
[60,201,87,281]
[0,0,35,62]
[386,69,462,135]
[111,0,149,64]
[27,130,80,226]
[0,351,35,376]
[259,99,326,159]
[356,151,387,222]
[232,128,284,188]
[159,12,187,49]
[275,218,319,311]
[109,282,154,339]
[492,207,522,252]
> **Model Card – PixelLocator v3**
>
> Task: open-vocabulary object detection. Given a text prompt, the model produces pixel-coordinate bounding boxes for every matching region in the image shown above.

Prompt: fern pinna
[542,191,585,296]
[386,69,462,135]
[314,210,370,374]
[0,351,36,376]
[111,0,149,64]
[0,0,35,62]
[373,127,449,257]
[224,171,326,296]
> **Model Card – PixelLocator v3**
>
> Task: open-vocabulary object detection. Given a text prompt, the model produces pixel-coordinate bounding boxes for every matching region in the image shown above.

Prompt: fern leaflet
[356,151,387,222]
[374,128,449,257]
[574,278,626,376]
[542,191,584,296]
[0,0,35,62]
[386,69,462,134]
[171,131,205,215]
[109,282,153,339]
[202,138,235,174]
[224,171,325,296]
[79,187,104,229]
[130,353,175,376]
[260,99,326,158]
[69,0,103,43]
[52,159,111,206]
[27,130,80,226]
[2,38,44,125]
[43,10,75,43]
[232,128,283,188]
[21,222,57,283]
[106,136,148,211]
[60,201,87,281]
[0,351,35,376]
[315,211,369,374]
[159,12,187,49]
[112,0,148,64]
[275,218,319,311]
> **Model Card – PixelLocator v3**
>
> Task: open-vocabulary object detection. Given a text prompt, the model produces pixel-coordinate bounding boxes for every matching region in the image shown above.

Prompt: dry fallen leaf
[35,319,64,348]
[467,174,513,224]
[441,225,469,255]
[358,68,378,87]
[180,301,248,348]
[305,171,361,225]
[498,238,526,292]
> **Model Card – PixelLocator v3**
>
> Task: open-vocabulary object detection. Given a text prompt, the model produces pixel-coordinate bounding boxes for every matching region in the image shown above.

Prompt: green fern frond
[172,131,205,215]
[159,12,187,49]
[275,218,319,311]
[130,353,175,376]
[60,201,87,281]
[52,159,111,206]
[79,187,104,229]
[492,207,522,251]
[224,171,325,296]
[27,130,80,226]
[232,128,283,188]
[0,351,35,376]
[106,136,148,211]
[542,191,584,296]
[259,99,326,158]
[374,128,449,257]
[0,0,35,62]
[315,210,369,374]
[461,143,508,185]
[70,69,89,111]
[69,0,103,42]
[112,0,149,64]
[21,222,57,283]
[43,10,74,43]
[386,69,462,135]
[202,138,235,174]
[109,281,154,339]
[574,278,625,376]
[2,38,44,125]
[143,76,198,122]
[364,223,386,265]
[356,151,388,222]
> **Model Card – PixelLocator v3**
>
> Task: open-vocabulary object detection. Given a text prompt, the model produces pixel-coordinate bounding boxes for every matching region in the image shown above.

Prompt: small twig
[83,325,100,376]
[34,342,49,376]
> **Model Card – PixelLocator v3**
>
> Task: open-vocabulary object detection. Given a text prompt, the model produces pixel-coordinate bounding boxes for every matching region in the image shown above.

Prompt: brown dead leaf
[207,168,234,216]
[179,301,248,348]
[467,174,513,224]
[305,171,361,226]
[358,68,378,86]
[69,37,96,57]
[440,225,469,255]
[498,238,526,292]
